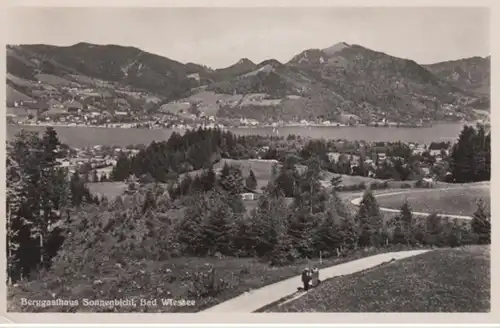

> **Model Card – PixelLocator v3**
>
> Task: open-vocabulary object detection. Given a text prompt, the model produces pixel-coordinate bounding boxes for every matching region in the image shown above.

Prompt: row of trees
[172,153,489,261]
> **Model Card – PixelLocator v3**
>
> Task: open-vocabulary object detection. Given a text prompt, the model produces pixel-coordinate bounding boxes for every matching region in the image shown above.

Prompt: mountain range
[6,42,490,123]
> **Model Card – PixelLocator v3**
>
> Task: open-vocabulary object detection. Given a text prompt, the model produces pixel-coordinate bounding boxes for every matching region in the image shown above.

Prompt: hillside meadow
[263,245,490,312]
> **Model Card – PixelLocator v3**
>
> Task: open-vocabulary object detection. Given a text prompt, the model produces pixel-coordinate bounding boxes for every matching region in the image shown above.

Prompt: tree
[247,186,290,257]
[6,128,71,282]
[177,194,207,255]
[355,188,384,247]
[200,191,236,256]
[293,156,327,215]
[398,199,414,244]
[91,170,99,183]
[200,166,216,191]
[6,149,27,283]
[314,211,343,253]
[331,175,343,190]
[424,213,444,246]
[111,152,132,181]
[219,164,244,194]
[245,169,258,191]
[268,231,297,266]
[178,189,237,256]
[315,188,352,252]
[471,199,490,244]
[449,124,491,183]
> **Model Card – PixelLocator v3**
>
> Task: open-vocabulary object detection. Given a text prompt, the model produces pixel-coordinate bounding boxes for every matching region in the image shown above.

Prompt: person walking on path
[301,268,312,291]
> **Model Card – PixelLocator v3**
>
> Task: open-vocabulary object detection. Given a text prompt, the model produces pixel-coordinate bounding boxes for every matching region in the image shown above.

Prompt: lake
[6,123,467,148]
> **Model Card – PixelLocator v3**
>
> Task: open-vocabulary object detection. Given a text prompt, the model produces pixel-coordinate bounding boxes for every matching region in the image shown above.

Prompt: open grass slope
[205,249,429,313]
[374,183,490,217]
[7,248,409,313]
[86,182,128,200]
[7,84,34,103]
[266,245,490,312]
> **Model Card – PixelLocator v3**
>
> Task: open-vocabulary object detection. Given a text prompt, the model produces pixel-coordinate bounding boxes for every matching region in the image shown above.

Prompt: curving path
[200,249,430,313]
[350,184,489,220]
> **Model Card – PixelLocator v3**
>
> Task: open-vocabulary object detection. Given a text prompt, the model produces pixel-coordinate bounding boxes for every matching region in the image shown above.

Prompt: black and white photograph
[4,4,491,317]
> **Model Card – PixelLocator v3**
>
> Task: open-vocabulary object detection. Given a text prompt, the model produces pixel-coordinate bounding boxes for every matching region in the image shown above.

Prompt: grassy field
[375,184,490,216]
[182,158,278,192]
[35,73,80,87]
[264,245,490,312]
[7,84,33,102]
[217,158,276,191]
[86,182,128,200]
[184,158,398,193]
[7,247,414,313]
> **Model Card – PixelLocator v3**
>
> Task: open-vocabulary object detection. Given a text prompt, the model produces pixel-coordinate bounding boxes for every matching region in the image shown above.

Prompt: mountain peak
[322,42,350,56]
[235,58,255,66]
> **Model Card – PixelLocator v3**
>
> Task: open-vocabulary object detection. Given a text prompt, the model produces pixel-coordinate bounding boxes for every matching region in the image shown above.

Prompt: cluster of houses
[54,145,142,180]
[325,141,450,180]
[7,97,135,126]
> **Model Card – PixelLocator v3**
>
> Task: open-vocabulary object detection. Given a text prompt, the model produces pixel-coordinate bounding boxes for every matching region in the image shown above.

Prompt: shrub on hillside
[471,199,491,244]
[186,267,232,299]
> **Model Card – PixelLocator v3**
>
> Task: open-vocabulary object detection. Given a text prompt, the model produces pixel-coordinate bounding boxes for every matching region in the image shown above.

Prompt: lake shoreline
[7,122,467,148]
[10,121,471,130]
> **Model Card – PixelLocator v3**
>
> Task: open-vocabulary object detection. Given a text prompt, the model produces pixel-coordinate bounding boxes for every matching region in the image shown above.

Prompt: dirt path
[200,249,430,313]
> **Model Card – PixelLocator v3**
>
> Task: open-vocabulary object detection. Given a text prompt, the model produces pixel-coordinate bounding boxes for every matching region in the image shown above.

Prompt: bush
[186,268,231,299]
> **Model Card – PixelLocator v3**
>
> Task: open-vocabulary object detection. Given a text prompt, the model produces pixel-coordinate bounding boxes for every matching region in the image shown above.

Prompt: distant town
[7,74,488,130]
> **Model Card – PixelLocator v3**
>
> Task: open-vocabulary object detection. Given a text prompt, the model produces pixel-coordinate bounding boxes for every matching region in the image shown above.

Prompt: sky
[6,7,490,68]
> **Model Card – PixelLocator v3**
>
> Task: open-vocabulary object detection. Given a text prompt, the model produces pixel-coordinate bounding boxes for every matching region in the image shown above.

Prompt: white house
[240,193,256,201]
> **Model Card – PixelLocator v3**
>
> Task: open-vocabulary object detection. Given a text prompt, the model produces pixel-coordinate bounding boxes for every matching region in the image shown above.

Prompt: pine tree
[314,211,343,253]
[355,188,384,247]
[471,199,490,244]
[220,162,231,181]
[200,166,216,191]
[201,190,236,256]
[424,213,444,246]
[178,194,207,255]
[111,152,132,181]
[399,199,414,244]
[245,169,258,191]
[287,212,320,258]
[293,155,327,215]
[6,150,27,283]
[7,128,69,277]
[248,187,290,257]
[269,231,297,266]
